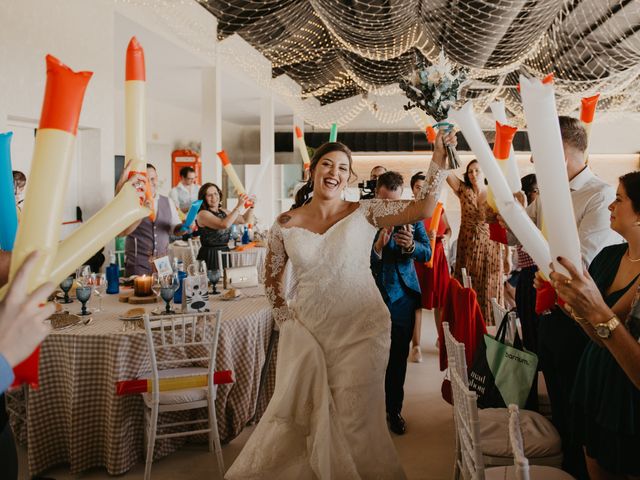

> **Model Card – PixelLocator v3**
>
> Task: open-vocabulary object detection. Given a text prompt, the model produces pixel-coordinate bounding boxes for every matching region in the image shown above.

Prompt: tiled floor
[19,310,455,479]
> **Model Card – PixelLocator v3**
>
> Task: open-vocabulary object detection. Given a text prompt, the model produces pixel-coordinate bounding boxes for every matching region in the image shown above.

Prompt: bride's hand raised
[432,129,457,169]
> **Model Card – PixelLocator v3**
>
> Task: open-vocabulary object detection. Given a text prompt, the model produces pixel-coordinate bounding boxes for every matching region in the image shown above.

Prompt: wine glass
[229,224,239,248]
[91,273,106,313]
[159,273,177,314]
[76,286,92,316]
[151,273,162,314]
[75,265,91,287]
[59,276,74,304]
[207,269,221,295]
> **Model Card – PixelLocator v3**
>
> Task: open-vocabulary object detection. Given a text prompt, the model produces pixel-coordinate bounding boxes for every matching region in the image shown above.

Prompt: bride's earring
[635,218,640,227]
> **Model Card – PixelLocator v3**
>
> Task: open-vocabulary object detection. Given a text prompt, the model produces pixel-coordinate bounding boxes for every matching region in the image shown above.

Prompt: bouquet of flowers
[399,50,467,168]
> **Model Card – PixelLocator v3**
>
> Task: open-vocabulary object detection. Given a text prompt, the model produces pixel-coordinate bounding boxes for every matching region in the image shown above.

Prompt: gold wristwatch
[595,315,620,339]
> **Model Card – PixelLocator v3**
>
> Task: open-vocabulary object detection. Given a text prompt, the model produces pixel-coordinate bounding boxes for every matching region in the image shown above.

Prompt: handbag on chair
[468,311,538,409]
[223,266,259,289]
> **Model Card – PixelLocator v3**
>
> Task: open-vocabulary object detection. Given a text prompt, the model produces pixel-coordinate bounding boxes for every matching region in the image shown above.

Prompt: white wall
[0,0,115,221]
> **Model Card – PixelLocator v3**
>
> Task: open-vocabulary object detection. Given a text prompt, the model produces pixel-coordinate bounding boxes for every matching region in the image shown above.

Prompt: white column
[254,93,275,226]
[201,62,222,186]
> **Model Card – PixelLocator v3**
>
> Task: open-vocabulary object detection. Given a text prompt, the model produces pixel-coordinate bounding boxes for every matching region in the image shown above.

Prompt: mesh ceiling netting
[127,0,640,127]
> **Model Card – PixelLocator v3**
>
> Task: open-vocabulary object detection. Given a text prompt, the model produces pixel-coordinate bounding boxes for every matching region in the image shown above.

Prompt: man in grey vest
[118,163,190,276]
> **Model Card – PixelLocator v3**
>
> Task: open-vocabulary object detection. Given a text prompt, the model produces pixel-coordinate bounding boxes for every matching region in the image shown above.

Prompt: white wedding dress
[225,185,447,479]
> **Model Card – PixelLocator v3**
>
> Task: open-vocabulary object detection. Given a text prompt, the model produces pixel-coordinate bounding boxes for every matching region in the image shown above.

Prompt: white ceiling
[114,13,293,126]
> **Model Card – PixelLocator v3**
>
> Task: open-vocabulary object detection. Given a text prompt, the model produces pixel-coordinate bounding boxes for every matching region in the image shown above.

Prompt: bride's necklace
[627,250,640,263]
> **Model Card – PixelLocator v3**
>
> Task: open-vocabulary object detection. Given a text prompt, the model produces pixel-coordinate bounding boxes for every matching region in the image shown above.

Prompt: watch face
[596,325,611,339]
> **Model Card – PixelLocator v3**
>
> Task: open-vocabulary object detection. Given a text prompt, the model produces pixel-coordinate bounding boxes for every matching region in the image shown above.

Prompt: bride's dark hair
[292,142,355,209]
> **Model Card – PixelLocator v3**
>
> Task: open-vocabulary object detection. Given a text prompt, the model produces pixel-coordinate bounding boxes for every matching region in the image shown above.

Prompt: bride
[226,129,455,479]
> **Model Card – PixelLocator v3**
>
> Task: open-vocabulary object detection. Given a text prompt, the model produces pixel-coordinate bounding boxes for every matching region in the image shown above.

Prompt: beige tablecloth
[9,287,276,476]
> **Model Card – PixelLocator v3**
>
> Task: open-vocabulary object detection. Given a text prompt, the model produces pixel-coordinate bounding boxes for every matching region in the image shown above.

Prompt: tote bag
[468,311,538,408]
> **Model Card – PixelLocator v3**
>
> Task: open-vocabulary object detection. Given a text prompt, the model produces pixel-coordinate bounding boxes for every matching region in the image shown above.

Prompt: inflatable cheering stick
[580,93,600,160]
[449,102,552,278]
[329,123,338,142]
[425,202,443,268]
[0,132,17,250]
[116,370,234,395]
[488,121,519,244]
[425,125,437,144]
[5,56,92,387]
[217,150,253,208]
[489,101,520,193]
[8,55,92,294]
[48,183,149,286]
[519,75,581,277]
[125,37,155,221]
[294,126,311,171]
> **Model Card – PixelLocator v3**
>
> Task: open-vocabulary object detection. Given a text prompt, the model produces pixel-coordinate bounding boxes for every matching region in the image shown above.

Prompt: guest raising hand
[445,159,503,324]
[195,182,254,272]
[548,171,640,480]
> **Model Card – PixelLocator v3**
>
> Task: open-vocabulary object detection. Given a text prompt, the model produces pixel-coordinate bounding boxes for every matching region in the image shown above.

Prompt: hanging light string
[116,0,640,127]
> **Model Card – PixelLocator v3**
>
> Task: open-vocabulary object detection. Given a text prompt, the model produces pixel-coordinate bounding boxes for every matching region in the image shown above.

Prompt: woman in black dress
[549,171,640,479]
[195,182,254,272]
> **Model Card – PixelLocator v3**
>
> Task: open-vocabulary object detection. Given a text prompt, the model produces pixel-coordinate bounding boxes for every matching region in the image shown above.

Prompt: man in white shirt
[169,166,200,215]
[509,116,620,479]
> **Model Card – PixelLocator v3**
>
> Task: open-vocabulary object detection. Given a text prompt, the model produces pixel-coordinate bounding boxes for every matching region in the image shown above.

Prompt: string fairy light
[116,0,640,128]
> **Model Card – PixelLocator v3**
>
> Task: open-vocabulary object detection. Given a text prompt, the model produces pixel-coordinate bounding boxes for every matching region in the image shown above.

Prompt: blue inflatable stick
[181,200,203,232]
[0,132,17,250]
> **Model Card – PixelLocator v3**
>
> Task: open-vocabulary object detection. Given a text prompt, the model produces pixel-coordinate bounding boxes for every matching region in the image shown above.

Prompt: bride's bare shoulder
[276,207,307,228]
[277,211,295,226]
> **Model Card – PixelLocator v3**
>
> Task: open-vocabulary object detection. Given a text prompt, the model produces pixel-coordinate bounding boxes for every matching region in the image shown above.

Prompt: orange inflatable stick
[580,93,599,158]
[488,121,518,244]
[8,55,92,387]
[39,55,93,134]
[218,150,253,208]
[493,121,518,162]
[125,37,155,221]
[580,93,599,125]
[425,125,437,144]
[425,202,443,268]
[294,126,311,170]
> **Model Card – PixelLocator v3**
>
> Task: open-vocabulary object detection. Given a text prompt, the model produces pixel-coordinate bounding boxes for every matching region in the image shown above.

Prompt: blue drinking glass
[160,286,176,314]
[76,286,92,316]
[60,276,74,304]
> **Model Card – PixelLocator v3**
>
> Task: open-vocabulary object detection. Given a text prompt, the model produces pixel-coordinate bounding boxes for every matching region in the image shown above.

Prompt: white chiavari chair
[141,311,224,480]
[443,322,563,479]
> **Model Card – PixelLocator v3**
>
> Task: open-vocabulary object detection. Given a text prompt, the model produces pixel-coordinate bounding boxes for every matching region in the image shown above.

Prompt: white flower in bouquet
[399,49,467,122]
[427,69,443,84]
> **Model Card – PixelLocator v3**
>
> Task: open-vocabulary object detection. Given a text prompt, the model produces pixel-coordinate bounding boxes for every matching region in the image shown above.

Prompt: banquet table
[8,286,277,476]
[168,242,268,279]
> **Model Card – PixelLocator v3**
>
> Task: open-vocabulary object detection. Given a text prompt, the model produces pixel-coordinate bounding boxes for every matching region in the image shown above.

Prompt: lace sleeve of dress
[362,161,449,228]
[265,220,294,327]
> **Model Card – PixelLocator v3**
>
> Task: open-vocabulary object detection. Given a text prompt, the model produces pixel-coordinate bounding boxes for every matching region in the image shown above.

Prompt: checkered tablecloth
[8,287,277,476]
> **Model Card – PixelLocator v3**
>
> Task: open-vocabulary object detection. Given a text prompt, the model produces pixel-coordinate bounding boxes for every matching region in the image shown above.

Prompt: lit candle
[134,275,152,296]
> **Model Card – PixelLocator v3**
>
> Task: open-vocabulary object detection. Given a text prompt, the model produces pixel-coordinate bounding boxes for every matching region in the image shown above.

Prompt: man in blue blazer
[371,171,431,435]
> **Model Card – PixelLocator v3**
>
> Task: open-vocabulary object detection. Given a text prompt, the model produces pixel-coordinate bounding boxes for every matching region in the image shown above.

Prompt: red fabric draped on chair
[438,278,487,403]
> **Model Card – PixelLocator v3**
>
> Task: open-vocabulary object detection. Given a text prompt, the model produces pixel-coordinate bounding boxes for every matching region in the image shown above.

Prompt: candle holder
[134,275,152,297]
